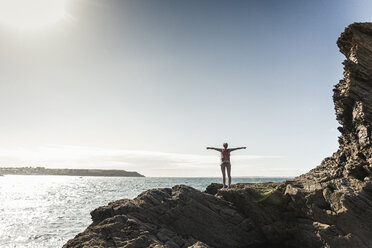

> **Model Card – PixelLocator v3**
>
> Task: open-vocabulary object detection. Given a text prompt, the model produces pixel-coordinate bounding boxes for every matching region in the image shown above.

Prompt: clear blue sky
[0,0,371,176]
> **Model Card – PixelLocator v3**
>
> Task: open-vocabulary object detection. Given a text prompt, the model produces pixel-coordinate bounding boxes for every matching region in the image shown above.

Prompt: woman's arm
[206,147,222,152]
[229,147,246,152]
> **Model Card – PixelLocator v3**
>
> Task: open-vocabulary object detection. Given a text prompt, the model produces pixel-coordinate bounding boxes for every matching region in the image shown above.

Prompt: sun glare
[0,0,68,31]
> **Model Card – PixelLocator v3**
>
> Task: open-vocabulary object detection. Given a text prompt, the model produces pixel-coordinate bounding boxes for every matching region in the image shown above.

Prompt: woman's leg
[227,165,231,187]
[220,165,226,187]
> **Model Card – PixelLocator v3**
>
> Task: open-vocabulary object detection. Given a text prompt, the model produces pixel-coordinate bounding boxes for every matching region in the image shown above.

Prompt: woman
[207,142,246,188]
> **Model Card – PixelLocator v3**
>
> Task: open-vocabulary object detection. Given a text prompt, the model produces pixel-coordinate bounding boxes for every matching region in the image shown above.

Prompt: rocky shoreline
[63,23,372,248]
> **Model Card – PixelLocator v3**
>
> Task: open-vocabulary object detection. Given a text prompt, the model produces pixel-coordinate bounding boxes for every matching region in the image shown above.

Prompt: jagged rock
[272,22,372,247]
[63,185,266,248]
[204,183,223,195]
[63,23,372,248]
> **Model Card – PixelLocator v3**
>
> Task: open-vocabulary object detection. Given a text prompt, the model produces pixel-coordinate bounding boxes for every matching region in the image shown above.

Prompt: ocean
[0,175,290,248]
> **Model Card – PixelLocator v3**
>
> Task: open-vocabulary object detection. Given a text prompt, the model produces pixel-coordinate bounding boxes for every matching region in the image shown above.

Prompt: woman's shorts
[220,162,231,168]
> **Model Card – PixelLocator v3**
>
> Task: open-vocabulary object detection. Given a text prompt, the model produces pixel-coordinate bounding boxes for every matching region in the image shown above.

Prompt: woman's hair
[223,142,228,148]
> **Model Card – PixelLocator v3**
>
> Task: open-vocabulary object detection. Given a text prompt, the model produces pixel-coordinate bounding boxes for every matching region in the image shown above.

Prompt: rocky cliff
[63,23,372,248]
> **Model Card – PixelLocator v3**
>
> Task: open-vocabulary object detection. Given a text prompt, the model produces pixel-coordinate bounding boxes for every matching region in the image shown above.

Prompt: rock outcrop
[279,22,372,247]
[63,23,372,248]
[64,184,271,248]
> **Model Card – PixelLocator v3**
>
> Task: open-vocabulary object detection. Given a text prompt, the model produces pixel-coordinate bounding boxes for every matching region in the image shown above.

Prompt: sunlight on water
[0,175,288,247]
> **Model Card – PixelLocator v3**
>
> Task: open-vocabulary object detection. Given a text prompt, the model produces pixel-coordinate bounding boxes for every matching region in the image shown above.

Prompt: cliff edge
[63,23,372,248]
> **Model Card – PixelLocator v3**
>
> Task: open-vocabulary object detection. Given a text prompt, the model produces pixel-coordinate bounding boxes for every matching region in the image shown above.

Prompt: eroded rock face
[63,23,372,248]
[63,185,267,248]
[273,22,372,247]
[334,23,372,179]
[268,23,372,247]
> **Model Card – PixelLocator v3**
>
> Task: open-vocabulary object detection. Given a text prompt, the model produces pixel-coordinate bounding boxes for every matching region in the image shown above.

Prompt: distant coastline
[0,167,144,177]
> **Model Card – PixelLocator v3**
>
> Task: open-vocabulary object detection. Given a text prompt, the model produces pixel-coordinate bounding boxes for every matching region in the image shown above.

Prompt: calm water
[0,175,289,248]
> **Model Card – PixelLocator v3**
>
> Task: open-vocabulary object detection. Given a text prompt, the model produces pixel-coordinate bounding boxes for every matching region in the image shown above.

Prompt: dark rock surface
[64,185,270,248]
[63,23,372,248]
[274,22,372,247]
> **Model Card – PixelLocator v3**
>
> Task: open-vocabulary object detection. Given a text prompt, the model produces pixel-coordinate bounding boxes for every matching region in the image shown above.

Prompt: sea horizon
[0,174,295,178]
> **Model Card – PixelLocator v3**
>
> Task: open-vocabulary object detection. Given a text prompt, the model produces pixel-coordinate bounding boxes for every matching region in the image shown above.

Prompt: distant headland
[0,167,144,177]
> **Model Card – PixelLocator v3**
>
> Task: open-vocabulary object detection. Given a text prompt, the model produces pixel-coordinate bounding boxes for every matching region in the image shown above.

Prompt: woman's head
[223,142,228,148]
